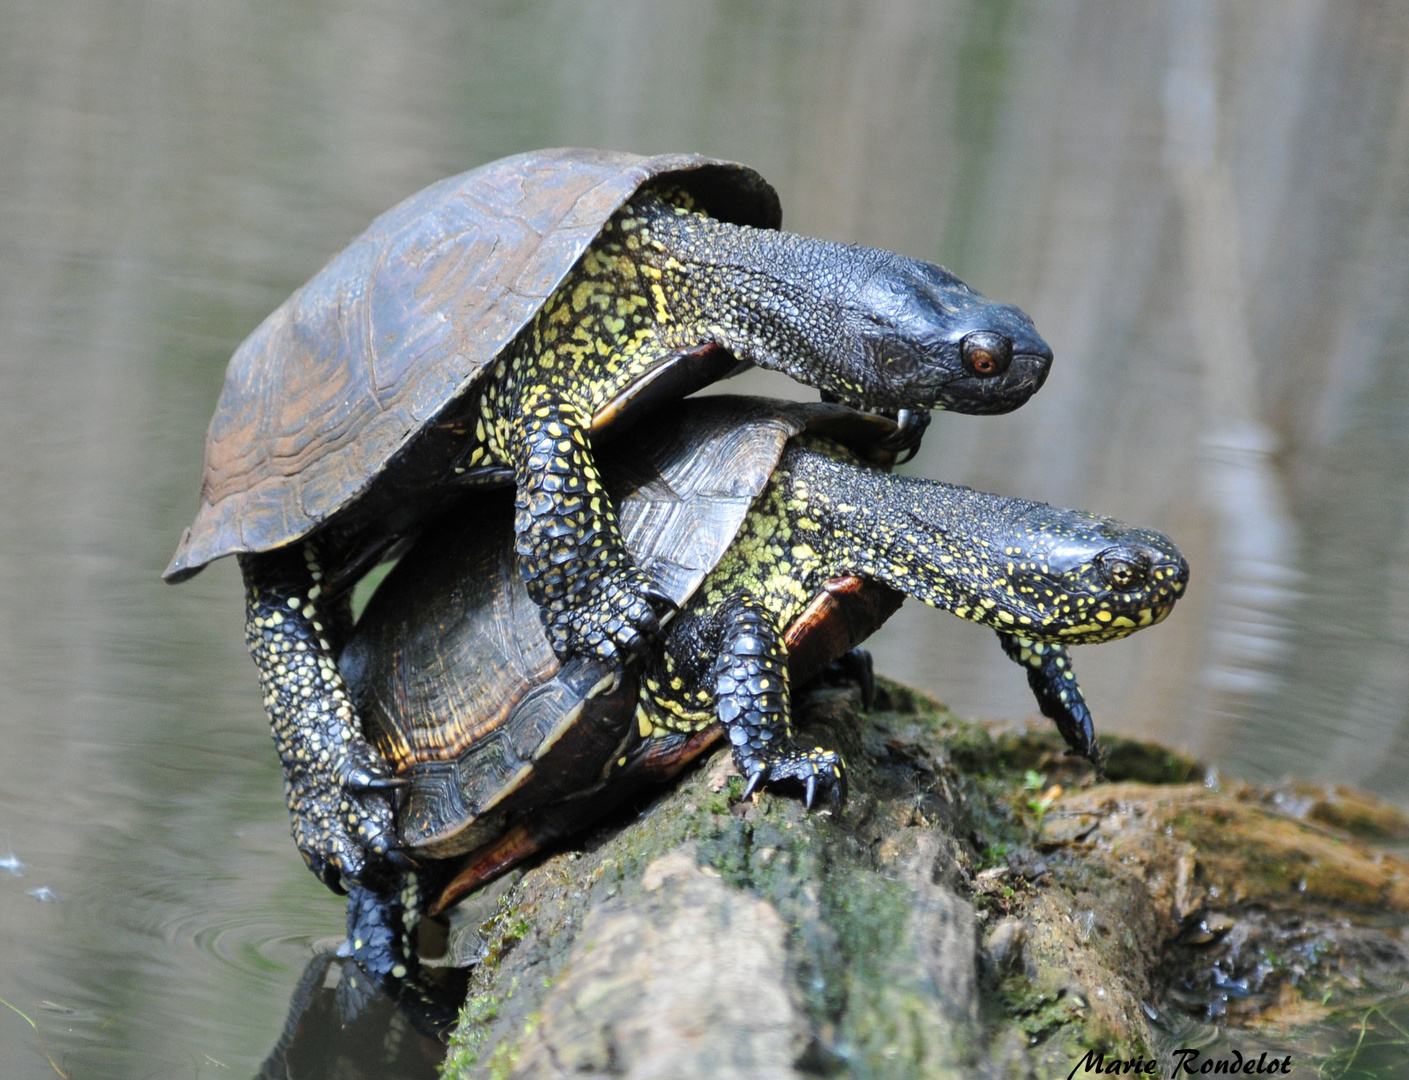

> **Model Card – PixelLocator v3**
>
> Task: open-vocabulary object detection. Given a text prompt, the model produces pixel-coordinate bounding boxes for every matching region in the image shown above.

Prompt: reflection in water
[1161,0,1300,733]
[1,0,1408,1073]
[1148,993,1409,1080]
[253,953,447,1080]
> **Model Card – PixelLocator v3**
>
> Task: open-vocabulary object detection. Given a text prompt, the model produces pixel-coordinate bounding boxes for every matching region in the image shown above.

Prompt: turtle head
[835,256,1053,415]
[993,509,1190,644]
[794,450,1187,644]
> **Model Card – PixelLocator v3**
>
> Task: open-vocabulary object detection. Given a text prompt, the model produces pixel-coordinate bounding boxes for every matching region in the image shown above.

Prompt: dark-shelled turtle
[164,148,1055,890]
[337,396,1187,981]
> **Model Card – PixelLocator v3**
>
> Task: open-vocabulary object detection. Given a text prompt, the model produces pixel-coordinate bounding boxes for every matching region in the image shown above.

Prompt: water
[1,0,1408,1073]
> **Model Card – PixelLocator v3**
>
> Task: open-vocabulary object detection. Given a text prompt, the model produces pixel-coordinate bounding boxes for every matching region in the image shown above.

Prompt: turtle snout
[1139,551,1189,628]
[1015,335,1054,389]
[935,342,1051,415]
[1093,535,1188,598]
[1155,550,1191,597]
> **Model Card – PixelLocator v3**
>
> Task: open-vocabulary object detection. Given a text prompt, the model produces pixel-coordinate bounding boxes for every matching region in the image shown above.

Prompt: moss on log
[437,682,1409,1079]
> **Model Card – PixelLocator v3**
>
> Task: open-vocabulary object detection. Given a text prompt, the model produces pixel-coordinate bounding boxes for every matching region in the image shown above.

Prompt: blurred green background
[2,0,1408,1074]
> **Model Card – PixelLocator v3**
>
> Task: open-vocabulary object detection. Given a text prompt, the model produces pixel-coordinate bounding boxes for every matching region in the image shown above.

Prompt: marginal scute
[166,149,780,581]
[341,398,885,856]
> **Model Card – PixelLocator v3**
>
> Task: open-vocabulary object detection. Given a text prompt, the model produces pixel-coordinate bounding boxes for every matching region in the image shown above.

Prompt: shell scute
[166,149,778,581]
[341,398,891,856]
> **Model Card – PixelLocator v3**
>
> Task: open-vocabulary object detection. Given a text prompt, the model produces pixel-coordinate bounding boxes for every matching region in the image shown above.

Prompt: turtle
[163,148,1055,891]
[335,395,1189,983]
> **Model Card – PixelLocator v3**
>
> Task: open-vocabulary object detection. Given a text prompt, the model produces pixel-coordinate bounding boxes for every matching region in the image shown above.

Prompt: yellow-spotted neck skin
[456,183,1056,668]
[467,186,856,452]
[774,436,1189,643]
[240,182,1055,894]
[638,435,1188,769]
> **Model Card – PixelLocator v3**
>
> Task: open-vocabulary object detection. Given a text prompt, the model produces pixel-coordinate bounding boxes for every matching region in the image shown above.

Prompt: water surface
[2,0,1408,1074]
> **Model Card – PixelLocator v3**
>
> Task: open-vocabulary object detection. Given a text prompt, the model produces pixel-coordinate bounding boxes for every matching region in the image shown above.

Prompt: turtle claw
[345,769,408,793]
[879,407,932,463]
[306,850,348,895]
[735,747,847,812]
[642,582,680,621]
[1066,740,1107,780]
[829,769,847,812]
[386,849,420,872]
[819,647,875,710]
[612,622,653,664]
[741,770,764,801]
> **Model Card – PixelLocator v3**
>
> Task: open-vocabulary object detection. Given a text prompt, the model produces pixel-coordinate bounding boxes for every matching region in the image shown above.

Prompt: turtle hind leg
[241,544,403,891]
[712,595,846,810]
[997,631,1105,774]
[509,390,672,665]
[342,873,468,1039]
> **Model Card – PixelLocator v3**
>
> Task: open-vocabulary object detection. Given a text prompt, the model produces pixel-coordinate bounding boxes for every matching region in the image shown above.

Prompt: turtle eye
[960,331,1013,378]
[1097,552,1148,591]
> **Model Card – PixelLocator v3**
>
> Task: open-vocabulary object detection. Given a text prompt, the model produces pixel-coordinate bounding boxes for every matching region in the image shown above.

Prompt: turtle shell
[337,396,899,858]
[165,149,781,583]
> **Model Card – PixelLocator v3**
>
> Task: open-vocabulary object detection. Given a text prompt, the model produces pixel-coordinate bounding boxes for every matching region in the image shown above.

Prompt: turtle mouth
[1148,601,1176,625]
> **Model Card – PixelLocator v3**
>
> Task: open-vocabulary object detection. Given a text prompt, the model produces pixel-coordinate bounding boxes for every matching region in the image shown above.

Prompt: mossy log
[437,683,1409,1079]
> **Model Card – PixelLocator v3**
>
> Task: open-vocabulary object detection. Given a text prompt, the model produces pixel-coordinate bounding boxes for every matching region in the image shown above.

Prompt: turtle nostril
[960,331,1013,379]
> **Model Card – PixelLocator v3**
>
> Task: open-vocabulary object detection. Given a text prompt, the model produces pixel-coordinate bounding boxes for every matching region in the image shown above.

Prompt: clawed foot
[879,408,932,464]
[545,566,675,665]
[1066,740,1107,779]
[738,746,847,812]
[290,751,414,892]
[817,398,932,465]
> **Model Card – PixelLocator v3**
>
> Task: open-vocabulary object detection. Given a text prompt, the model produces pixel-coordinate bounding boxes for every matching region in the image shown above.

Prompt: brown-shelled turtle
[163,148,1055,890]
[336,395,1188,984]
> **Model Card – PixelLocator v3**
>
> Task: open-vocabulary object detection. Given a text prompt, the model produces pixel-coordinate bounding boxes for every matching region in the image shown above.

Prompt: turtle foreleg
[997,632,1104,772]
[510,389,671,664]
[241,545,404,891]
[711,594,847,809]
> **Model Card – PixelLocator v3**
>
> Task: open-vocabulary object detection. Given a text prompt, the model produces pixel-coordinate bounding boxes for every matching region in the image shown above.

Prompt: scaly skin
[637,436,1189,792]
[247,187,1053,890]
[241,546,403,891]
[462,188,1049,664]
[345,433,1188,986]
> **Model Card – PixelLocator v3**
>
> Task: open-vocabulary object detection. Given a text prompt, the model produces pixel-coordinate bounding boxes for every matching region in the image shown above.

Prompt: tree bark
[439,682,1409,1079]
